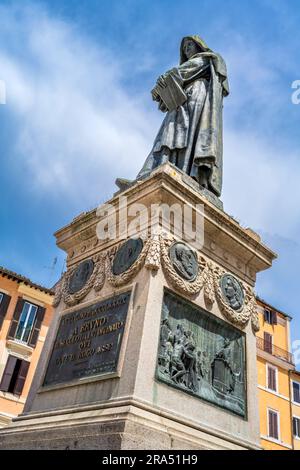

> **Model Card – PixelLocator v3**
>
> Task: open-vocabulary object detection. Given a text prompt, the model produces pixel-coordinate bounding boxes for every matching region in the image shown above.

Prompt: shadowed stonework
[157,289,246,417]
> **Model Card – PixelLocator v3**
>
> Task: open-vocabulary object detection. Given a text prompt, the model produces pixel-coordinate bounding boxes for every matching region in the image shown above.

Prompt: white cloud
[0,3,158,205]
[1,3,299,249]
[220,33,300,248]
[223,129,300,243]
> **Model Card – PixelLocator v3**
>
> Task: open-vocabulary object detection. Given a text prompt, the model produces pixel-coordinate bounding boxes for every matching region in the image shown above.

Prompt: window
[264,309,278,325]
[293,417,300,439]
[7,298,46,348]
[0,355,29,396]
[14,302,38,343]
[293,381,300,404]
[264,332,273,354]
[0,293,3,304]
[267,365,277,392]
[268,409,280,440]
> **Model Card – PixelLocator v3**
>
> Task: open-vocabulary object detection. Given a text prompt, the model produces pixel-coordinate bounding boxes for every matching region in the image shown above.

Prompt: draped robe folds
[137,49,229,197]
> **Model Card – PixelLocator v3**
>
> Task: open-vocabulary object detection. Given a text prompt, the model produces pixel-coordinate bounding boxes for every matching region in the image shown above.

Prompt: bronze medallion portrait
[68,259,94,294]
[169,242,198,281]
[112,238,143,276]
[220,274,244,311]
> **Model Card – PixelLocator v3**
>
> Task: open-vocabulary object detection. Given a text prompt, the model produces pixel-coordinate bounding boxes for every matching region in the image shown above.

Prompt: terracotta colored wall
[0,274,53,425]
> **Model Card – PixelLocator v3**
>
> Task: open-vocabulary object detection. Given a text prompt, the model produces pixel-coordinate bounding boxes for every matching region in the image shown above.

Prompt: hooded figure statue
[136,35,229,197]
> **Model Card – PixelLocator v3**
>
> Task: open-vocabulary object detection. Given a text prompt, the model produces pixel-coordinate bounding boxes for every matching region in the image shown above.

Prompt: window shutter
[272,311,278,325]
[264,309,269,323]
[0,355,17,392]
[267,367,276,391]
[296,418,300,438]
[28,306,46,348]
[293,382,300,403]
[269,411,274,437]
[264,332,272,354]
[0,293,11,329]
[13,360,30,396]
[268,367,272,389]
[7,297,24,339]
[271,368,276,390]
[273,413,279,439]
[293,417,297,436]
[269,410,279,439]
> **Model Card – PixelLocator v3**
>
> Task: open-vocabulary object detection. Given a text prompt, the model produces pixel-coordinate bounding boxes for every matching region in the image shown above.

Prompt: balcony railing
[256,337,294,364]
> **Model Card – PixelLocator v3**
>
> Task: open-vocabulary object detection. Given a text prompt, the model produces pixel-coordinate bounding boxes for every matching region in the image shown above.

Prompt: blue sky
[0,0,299,353]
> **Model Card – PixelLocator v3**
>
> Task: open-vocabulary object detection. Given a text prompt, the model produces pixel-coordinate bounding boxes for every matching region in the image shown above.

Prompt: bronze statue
[118,35,229,198]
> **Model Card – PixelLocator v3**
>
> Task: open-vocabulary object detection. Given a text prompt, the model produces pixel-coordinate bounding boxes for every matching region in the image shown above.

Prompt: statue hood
[180,35,212,63]
[180,35,229,96]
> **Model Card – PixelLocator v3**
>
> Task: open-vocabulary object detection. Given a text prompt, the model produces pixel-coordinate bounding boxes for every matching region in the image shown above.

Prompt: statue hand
[151,88,160,102]
[158,100,168,113]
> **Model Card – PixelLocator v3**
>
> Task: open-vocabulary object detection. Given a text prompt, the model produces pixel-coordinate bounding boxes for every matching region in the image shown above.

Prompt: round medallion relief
[220,274,244,311]
[169,242,198,282]
[68,259,94,294]
[112,238,143,276]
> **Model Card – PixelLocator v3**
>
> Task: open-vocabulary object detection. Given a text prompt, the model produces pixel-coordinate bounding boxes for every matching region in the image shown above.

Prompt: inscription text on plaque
[43,291,131,387]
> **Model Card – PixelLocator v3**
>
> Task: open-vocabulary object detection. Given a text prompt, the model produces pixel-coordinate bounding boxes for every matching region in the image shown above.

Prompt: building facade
[290,370,300,450]
[256,298,295,450]
[0,266,53,427]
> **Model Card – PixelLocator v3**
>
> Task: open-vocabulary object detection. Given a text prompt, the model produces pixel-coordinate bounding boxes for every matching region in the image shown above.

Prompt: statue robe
[137,50,228,197]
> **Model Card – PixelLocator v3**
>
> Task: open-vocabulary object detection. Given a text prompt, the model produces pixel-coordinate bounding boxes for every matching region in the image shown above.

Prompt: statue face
[183,39,199,59]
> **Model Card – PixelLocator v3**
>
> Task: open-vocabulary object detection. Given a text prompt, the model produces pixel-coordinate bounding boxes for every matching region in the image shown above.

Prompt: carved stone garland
[106,236,159,287]
[53,253,105,307]
[159,234,259,331]
[212,266,259,331]
[160,234,205,296]
[53,233,259,332]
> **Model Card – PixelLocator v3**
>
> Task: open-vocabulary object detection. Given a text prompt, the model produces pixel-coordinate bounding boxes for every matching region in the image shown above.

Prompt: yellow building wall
[259,388,292,449]
[290,372,300,450]
[292,404,300,451]
[258,310,289,351]
[257,357,290,398]
[257,307,293,450]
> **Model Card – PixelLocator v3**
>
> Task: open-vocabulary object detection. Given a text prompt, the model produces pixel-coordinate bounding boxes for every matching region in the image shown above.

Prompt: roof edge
[0,265,54,296]
[256,296,293,320]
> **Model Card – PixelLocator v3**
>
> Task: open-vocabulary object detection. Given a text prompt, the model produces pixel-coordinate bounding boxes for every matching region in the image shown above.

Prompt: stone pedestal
[0,163,276,450]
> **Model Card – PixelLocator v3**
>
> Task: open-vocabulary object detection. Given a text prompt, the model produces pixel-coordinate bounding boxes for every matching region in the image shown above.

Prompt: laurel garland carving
[211,266,259,331]
[202,260,217,305]
[52,277,64,308]
[159,233,258,331]
[93,253,106,292]
[53,232,259,333]
[145,234,161,270]
[244,286,260,332]
[160,234,205,295]
[54,254,106,307]
[106,236,154,287]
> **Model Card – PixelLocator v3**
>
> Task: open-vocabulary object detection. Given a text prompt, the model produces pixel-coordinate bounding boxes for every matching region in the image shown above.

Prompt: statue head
[175,245,194,276]
[180,35,211,64]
